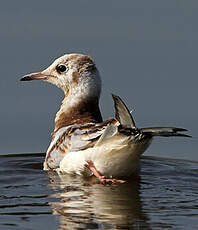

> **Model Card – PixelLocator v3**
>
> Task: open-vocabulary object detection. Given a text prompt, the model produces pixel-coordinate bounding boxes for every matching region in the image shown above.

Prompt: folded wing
[44,119,118,170]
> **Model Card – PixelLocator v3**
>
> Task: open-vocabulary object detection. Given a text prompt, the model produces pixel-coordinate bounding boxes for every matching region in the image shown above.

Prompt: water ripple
[0,153,198,229]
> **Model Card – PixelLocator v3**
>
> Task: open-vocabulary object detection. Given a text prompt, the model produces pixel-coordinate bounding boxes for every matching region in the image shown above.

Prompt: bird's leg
[86,161,126,185]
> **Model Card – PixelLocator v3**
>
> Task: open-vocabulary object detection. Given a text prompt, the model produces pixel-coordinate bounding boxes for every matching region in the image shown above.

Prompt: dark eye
[56,64,67,73]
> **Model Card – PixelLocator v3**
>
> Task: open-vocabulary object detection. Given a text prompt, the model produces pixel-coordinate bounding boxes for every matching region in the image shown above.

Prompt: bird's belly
[93,140,151,178]
[58,138,152,178]
[94,151,140,178]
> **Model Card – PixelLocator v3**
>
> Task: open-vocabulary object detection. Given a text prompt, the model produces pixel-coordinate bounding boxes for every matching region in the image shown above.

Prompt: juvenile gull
[20,53,190,184]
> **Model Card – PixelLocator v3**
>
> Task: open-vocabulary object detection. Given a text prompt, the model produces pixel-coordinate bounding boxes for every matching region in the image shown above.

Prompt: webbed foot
[86,161,126,185]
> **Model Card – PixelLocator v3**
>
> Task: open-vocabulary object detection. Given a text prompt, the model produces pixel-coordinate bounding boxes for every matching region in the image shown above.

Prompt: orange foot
[86,161,126,185]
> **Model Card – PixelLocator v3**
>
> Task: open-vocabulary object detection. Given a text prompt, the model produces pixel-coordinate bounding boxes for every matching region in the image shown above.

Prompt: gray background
[0,0,197,160]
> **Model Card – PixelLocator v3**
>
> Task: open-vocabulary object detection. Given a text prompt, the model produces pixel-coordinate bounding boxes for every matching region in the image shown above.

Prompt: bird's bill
[20,72,54,81]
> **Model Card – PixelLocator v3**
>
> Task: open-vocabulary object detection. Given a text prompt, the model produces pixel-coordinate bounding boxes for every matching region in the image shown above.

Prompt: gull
[20,53,190,184]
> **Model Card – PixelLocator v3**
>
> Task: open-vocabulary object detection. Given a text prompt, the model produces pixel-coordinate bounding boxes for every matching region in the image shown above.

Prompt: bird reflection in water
[46,171,151,230]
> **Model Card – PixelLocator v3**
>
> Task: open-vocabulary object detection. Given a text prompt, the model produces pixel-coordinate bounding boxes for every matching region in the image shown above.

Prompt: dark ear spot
[78,56,96,73]
[79,63,96,74]
[85,63,96,71]
[72,71,80,84]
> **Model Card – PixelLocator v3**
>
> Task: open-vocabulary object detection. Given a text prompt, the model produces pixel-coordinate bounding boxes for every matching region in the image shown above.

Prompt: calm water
[0,153,198,230]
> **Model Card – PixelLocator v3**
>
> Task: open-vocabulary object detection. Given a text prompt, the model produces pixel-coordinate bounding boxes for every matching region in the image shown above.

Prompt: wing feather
[44,119,118,170]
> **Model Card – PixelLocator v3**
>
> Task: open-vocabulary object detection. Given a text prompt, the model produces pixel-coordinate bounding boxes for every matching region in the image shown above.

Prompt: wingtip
[174,128,191,137]
[174,128,188,132]
[111,94,120,101]
[20,76,29,81]
[111,93,137,129]
[111,93,120,108]
[177,134,192,138]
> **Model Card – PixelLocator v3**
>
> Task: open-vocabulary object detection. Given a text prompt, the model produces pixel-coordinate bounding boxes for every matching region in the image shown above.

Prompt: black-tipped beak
[20,72,52,81]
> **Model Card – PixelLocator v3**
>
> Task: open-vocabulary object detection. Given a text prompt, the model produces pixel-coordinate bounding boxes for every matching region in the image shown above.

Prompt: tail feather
[140,127,191,138]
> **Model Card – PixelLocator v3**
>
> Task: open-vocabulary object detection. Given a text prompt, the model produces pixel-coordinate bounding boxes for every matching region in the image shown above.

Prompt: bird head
[20,53,101,99]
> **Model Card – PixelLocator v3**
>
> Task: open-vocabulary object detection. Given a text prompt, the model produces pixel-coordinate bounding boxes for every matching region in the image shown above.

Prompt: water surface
[0,153,198,230]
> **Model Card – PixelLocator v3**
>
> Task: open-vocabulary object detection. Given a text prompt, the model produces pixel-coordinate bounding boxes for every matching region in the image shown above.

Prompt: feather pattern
[44,119,118,170]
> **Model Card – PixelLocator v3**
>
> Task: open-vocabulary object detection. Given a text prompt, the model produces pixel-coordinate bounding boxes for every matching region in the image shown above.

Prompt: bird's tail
[112,94,191,138]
